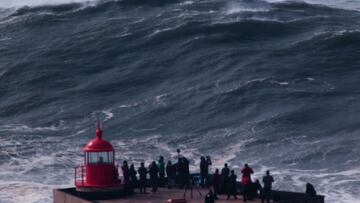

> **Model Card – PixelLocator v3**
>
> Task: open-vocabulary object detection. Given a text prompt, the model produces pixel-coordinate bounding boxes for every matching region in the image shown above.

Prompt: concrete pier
[53,187,324,203]
[54,187,262,203]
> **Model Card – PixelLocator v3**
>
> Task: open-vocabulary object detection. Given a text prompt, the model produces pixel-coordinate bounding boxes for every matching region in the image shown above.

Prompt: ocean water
[0,0,360,202]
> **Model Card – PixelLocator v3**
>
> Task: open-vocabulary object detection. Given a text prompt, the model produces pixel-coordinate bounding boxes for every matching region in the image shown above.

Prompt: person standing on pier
[242,175,251,201]
[241,164,253,201]
[212,169,220,200]
[220,163,230,193]
[241,164,254,180]
[138,162,148,194]
[227,170,238,200]
[149,161,159,192]
[122,160,130,187]
[157,156,165,186]
[176,158,184,187]
[129,164,137,193]
[262,170,274,203]
[183,157,190,187]
[200,156,210,188]
[166,160,176,189]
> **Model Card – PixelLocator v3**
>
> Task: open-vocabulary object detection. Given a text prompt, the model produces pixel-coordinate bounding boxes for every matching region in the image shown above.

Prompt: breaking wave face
[1,0,360,202]
[0,0,99,8]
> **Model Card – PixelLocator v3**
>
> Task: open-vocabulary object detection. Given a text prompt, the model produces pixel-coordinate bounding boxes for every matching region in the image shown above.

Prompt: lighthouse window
[108,151,113,163]
[87,152,113,164]
[88,152,98,164]
[98,152,108,163]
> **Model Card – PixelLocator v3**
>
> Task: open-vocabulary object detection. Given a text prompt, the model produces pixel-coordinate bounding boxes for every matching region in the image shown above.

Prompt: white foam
[224,0,272,15]
[244,77,268,85]
[0,181,72,203]
[264,0,360,11]
[108,129,360,203]
[102,109,114,122]
[260,166,360,203]
[0,68,8,78]
[223,0,360,14]
[1,0,358,11]
[180,1,194,6]
[0,37,11,41]
[149,27,173,38]
[211,139,255,168]
[153,93,169,106]
[0,122,66,133]
[119,102,140,108]
[0,0,100,8]
[270,80,289,86]
[227,7,270,14]
[0,136,81,202]
[148,23,186,38]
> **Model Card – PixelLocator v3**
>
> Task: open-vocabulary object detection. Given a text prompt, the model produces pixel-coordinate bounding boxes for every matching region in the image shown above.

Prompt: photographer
[200,156,212,188]
[206,156,212,167]
[206,156,212,186]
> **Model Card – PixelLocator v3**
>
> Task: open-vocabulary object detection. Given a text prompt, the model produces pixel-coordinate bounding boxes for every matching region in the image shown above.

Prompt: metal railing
[74,164,123,186]
[74,165,86,186]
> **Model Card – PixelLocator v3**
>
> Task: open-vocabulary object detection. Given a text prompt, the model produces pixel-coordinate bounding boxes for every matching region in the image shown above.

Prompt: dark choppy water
[0,0,360,202]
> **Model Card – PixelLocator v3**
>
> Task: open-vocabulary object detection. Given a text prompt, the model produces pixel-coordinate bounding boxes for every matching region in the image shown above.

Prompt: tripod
[183,177,202,199]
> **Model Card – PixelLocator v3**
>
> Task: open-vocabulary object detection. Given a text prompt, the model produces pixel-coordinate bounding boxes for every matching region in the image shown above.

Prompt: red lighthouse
[74,124,121,192]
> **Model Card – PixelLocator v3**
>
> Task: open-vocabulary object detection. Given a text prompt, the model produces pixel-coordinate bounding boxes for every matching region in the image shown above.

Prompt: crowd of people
[121,156,192,193]
[207,163,274,203]
[120,154,277,203]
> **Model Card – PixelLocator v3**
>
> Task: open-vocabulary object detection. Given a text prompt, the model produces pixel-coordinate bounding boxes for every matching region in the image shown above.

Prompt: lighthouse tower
[74,124,122,192]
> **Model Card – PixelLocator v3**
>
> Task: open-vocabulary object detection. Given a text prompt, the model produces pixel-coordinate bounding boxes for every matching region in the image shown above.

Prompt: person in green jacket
[157,156,165,186]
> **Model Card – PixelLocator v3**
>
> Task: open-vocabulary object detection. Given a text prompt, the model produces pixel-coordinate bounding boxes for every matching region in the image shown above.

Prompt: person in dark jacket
[206,156,212,186]
[262,170,274,203]
[227,170,237,200]
[182,157,190,187]
[166,160,176,189]
[129,164,137,192]
[149,161,159,192]
[122,160,130,186]
[138,162,147,193]
[220,163,230,193]
[254,179,262,198]
[176,157,184,187]
[200,156,209,188]
[212,169,220,200]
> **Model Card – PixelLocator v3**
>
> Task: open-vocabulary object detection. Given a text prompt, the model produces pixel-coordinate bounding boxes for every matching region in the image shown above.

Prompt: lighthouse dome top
[84,128,114,152]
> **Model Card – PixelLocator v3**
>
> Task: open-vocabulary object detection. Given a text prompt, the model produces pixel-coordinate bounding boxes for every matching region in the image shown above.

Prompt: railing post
[74,167,76,185]
[81,166,84,186]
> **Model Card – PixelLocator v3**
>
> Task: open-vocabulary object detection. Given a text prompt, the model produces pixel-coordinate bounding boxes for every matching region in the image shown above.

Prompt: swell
[289,30,360,50]
[0,0,354,19]
[1,2,360,120]
[1,1,360,203]
[0,0,180,20]
[10,3,84,16]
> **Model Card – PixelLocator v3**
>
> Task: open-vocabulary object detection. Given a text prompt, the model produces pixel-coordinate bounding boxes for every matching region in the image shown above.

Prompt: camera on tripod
[206,156,212,165]
[190,174,201,186]
[183,174,203,199]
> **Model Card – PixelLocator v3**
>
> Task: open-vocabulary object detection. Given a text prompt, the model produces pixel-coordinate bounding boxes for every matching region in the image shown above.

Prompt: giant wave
[0,0,360,203]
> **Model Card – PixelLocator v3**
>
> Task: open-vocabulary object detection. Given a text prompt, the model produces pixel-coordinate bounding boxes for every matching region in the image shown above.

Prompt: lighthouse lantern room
[74,123,121,192]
